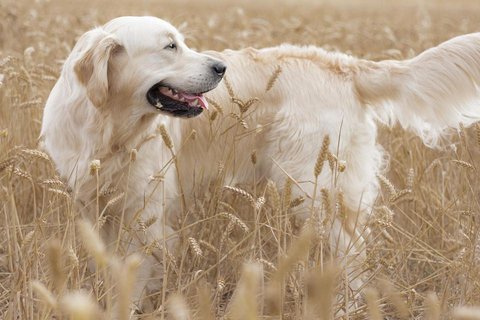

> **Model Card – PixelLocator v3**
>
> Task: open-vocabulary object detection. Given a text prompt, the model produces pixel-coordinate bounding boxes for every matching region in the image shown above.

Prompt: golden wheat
[2,0,480,318]
[314,135,330,177]
[158,123,174,150]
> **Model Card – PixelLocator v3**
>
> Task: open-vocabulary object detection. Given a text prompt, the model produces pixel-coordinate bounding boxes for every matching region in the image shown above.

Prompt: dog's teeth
[191,99,199,107]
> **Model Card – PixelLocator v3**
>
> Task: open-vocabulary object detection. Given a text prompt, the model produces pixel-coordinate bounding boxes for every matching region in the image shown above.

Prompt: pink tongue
[180,92,200,99]
[179,92,209,110]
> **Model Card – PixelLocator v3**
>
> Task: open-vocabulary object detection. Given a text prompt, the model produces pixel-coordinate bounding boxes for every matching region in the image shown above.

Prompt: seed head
[89,159,101,176]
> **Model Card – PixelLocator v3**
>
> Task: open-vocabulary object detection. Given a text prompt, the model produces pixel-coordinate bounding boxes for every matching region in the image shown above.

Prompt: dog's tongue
[158,87,209,109]
[179,92,209,110]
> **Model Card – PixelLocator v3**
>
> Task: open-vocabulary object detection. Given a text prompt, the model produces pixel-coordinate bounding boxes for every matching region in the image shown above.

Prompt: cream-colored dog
[40,16,226,307]
[41,15,480,309]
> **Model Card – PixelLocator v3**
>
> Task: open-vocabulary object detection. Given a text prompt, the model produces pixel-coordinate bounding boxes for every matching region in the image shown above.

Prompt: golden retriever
[40,15,480,309]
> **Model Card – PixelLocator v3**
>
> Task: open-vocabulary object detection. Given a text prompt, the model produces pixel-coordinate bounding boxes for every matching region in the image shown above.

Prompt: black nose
[211,62,227,77]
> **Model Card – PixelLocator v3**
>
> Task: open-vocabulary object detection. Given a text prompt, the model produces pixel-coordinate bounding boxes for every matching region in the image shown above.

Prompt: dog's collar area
[146,83,207,118]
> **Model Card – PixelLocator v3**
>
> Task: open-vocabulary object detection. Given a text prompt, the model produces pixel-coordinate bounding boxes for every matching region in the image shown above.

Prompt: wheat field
[2,0,480,319]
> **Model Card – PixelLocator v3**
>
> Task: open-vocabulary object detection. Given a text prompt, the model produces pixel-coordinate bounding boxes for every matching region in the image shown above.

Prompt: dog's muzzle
[146,61,226,118]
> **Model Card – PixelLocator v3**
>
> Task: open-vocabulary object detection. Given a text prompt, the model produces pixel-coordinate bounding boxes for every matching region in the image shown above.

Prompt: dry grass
[2,0,480,318]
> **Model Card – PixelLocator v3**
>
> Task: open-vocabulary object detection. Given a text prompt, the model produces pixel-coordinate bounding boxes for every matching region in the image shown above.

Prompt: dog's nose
[211,62,227,77]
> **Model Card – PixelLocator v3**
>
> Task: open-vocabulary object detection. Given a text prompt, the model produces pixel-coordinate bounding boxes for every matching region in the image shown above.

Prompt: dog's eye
[164,42,177,50]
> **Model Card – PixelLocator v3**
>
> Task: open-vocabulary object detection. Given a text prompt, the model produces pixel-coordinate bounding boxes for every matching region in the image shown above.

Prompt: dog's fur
[41,16,480,307]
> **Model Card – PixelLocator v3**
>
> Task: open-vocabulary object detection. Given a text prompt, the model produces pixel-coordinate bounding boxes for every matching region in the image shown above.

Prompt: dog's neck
[108,112,159,152]
[43,82,176,204]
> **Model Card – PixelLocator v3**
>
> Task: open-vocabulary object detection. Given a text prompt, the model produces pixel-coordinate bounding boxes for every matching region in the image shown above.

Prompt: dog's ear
[74,29,123,108]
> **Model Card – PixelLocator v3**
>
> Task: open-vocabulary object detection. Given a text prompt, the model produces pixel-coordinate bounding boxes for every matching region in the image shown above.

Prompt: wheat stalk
[320,188,332,215]
[21,230,35,248]
[250,149,257,165]
[12,167,32,180]
[42,75,57,81]
[36,63,60,76]
[377,174,396,196]
[18,98,42,108]
[305,264,338,320]
[425,292,441,320]
[41,178,64,187]
[89,159,101,176]
[48,188,70,198]
[209,110,218,122]
[229,263,263,320]
[219,212,249,233]
[22,148,50,161]
[453,307,480,320]
[67,246,79,267]
[266,180,281,212]
[314,135,330,177]
[266,227,314,315]
[406,168,415,189]
[255,196,266,210]
[61,291,101,320]
[257,258,277,271]
[205,96,224,114]
[389,189,412,203]
[220,221,235,250]
[229,112,249,129]
[31,281,57,310]
[47,240,65,291]
[188,237,203,257]
[158,124,174,149]
[381,229,395,243]
[451,159,475,170]
[104,192,125,209]
[265,65,283,92]
[115,254,141,320]
[232,97,258,114]
[141,216,158,231]
[476,123,480,147]
[380,279,409,319]
[198,239,219,254]
[217,278,226,293]
[290,196,305,208]
[168,294,191,320]
[223,185,256,208]
[459,123,467,146]
[335,191,346,220]
[364,287,383,320]
[283,177,293,209]
[77,220,107,267]
[327,152,337,172]
[196,282,214,320]
[223,75,235,99]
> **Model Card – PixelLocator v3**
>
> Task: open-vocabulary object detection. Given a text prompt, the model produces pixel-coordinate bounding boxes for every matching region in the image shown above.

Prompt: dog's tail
[355,33,480,146]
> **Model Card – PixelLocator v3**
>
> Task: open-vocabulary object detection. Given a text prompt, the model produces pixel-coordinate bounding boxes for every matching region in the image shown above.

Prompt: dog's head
[72,16,226,118]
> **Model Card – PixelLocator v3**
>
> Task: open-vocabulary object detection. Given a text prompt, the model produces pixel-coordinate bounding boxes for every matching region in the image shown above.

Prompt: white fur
[40,16,225,307]
[41,15,480,308]
[355,33,480,146]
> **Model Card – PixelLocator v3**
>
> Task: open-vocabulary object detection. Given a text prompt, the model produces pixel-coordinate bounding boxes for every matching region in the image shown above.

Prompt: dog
[41,15,480,310]
[40,16,226,308]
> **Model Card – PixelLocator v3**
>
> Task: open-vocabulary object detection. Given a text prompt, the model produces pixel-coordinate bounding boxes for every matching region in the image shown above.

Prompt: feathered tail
[355,33,480,146]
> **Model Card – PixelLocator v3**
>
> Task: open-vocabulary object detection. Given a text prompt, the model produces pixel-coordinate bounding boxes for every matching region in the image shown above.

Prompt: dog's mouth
[146,84,209,118]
